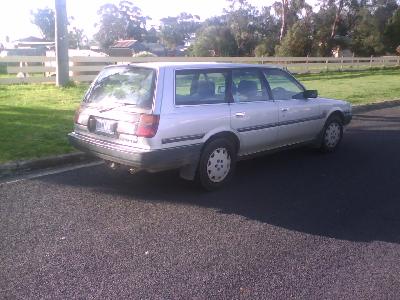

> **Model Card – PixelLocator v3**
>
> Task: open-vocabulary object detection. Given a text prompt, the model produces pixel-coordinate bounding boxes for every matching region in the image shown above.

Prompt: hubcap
[206,147,231,183]
[324,122,341,148]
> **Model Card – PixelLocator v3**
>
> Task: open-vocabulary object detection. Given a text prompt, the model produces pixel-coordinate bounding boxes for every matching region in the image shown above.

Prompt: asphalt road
[1,106,400,299]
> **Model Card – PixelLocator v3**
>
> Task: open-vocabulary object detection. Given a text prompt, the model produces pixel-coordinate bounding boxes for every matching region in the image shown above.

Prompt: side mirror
[303,90,318,98]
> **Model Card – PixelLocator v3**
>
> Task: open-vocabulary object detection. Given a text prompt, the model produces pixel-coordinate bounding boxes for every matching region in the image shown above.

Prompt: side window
[263,69,304,100]
[232,69,269,103]
[175,69,228,105]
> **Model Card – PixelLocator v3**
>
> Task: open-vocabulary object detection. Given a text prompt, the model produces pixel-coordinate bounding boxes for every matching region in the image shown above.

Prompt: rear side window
[175,69,228,105]
[85,66,156,108]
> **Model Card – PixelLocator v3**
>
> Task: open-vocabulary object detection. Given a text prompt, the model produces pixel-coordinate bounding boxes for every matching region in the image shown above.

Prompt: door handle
[281,108,289,112]
[235,112,246,118]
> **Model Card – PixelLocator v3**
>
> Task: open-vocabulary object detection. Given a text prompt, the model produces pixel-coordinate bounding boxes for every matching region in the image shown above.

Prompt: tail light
[74,106,82,124]
[136,114,160,138]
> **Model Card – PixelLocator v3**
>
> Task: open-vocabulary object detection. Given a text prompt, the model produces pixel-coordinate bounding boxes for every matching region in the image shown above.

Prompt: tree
[225,0,262,55]
[275,20,313,56]
[31,8,55,41]
[67,16,88,49]
[272,0,312,41]
[351,8,385,56]
[69,26,87,49]
[94,1,148,49]
[192,25,238,56]
[144,27,159,43]
[384,9,400,54]
[159,13,200,50]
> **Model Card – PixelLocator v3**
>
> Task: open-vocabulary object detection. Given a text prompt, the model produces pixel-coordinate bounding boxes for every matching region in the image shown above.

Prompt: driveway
[1,105,400,299]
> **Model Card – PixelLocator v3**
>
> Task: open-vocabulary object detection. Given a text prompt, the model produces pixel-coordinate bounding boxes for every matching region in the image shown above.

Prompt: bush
[0,63,7,74]
[254,38,276,57]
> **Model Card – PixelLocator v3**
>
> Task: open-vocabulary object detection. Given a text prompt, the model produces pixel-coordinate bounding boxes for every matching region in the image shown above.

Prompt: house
[109,40,166,56]
[13,36,54,50]
[332,46,354,58]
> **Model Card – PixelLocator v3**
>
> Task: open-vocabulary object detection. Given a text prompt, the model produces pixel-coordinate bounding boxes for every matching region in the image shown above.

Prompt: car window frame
[230,67,273,104]
[261,68,306,101]
[174,68,231,107]
[83,65,158,109]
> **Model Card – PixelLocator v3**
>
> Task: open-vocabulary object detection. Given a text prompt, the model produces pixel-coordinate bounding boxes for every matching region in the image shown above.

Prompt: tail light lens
[136,114,160,138]
[74,106,82,124]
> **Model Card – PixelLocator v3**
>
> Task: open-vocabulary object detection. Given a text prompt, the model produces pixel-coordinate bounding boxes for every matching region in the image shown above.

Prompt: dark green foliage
[351,9,385,56]
[384,9,400,53]
[192,25,238,56]
[0,63,6,74]
[275,20,313,56]
[159,13,201,50]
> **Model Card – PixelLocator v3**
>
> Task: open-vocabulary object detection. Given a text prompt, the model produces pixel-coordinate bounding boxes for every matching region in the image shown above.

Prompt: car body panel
[275,98,324,146]
[230,101,279,155]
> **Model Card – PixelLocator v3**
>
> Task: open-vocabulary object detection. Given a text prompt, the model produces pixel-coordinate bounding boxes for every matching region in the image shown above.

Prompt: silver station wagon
[69,62,352,190]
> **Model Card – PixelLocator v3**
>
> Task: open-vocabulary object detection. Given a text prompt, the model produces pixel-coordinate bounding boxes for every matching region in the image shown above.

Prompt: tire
[319,115,343,153]
[197,138,237,191]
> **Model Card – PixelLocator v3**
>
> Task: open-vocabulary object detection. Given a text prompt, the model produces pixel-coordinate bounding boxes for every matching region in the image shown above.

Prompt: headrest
[238,80,258,97]
[197,80,215,97]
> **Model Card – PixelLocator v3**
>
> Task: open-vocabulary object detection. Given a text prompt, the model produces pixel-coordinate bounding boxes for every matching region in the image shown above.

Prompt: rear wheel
[197,138,237,191]
[320,116,343,152]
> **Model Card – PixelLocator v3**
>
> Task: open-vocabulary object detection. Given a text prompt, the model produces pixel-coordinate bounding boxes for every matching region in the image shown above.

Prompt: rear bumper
[68,132,202,172]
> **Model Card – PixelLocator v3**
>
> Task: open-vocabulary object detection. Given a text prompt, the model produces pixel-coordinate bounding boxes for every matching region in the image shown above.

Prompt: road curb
[352,99,400,113]
[0,152,98,178]
[1,99,399,178]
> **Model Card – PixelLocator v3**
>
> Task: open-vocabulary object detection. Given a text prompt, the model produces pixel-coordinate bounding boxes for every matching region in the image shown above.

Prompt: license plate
[95,119,116,135]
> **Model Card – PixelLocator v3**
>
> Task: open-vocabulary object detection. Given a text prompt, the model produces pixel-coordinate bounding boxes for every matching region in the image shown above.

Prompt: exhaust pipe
[129,168,139,175]
[108,162,120,170]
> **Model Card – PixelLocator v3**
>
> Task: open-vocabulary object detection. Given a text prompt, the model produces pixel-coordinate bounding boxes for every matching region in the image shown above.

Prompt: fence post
[340,56,343,71]
[306,55,309,73]
[370,55,373,68]
[325,59,329,72]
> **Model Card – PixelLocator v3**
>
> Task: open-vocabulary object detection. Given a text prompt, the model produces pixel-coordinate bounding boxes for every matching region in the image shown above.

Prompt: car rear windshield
[84,66,156,108]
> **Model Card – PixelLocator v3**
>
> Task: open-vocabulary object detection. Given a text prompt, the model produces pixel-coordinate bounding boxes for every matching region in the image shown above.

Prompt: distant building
[14,36,54,49]
[0,36,54,57]
[332,46,354,58]
[109,40,166,56]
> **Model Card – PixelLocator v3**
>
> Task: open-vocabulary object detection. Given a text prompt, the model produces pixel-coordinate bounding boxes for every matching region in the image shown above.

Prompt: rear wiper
[98,102,135,113]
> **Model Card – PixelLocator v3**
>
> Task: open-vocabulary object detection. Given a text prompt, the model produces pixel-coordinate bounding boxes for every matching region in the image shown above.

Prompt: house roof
[15,36,48,43]
[111,40,137,48]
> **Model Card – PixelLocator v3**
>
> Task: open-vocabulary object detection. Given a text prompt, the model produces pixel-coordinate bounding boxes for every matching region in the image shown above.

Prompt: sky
[0,0,284,42]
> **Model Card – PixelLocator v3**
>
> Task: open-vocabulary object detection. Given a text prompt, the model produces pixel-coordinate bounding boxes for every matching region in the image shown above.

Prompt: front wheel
[197,138,237,191]
[319,116,343,152]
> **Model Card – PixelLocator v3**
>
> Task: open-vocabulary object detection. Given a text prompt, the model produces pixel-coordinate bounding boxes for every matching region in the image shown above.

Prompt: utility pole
[55,0,69,86]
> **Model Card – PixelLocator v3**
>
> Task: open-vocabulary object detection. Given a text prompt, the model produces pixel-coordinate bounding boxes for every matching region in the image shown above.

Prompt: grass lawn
[0,67,399,163]
[0,84,88,163]
[297,67,400,105]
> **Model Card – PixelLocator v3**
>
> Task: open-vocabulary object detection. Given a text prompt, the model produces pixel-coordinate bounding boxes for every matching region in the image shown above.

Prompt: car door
[229,68,279,156]
[263,68,323,146]
[161,68,231,150]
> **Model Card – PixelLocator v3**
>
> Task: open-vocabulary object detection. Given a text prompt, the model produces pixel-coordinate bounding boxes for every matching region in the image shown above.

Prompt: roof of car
[110,62,281,70]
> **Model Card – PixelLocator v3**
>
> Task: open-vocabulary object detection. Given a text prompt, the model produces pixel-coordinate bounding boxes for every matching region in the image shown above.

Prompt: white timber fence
[0,55,399,84]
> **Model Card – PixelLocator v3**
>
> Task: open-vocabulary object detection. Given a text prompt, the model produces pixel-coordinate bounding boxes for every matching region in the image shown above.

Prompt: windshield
[84,66,156,108]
